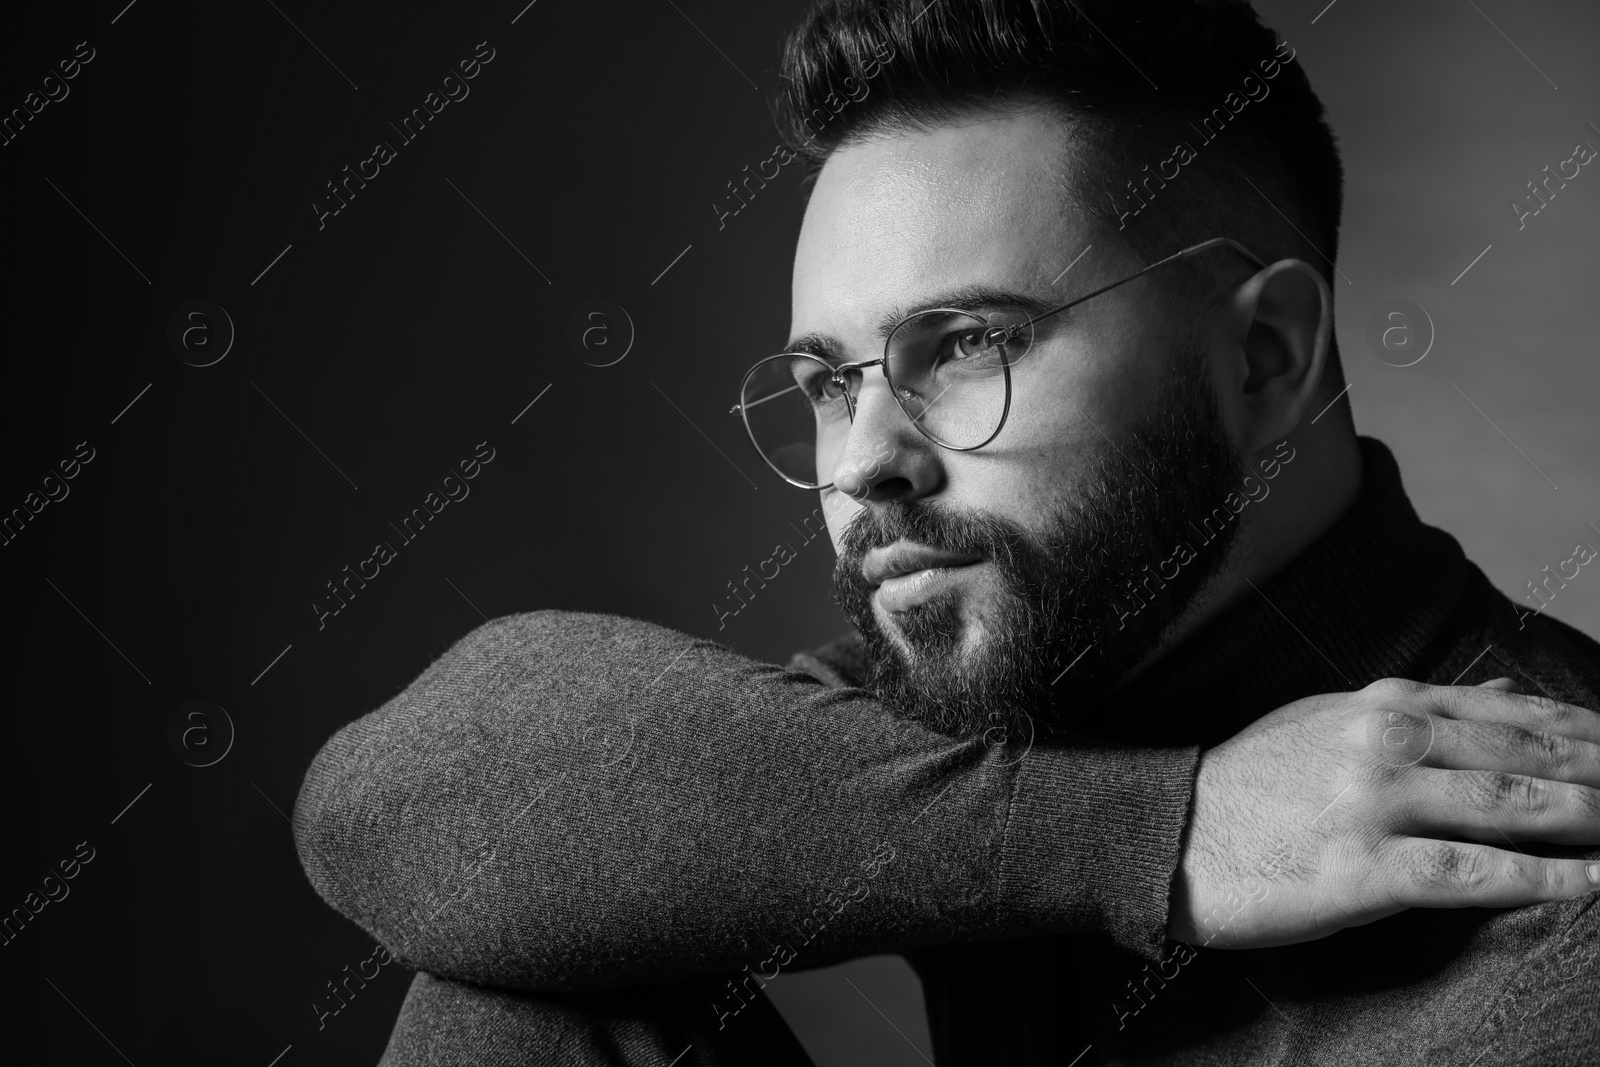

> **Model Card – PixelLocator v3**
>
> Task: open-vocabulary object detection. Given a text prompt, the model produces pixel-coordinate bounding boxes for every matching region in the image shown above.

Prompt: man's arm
[293,610,1196,990]
[294,612,1600,991]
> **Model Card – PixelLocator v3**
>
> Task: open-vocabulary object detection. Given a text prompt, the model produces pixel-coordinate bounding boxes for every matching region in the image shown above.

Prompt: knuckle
[1522,693,1563,717]
[1412,841,1493,893]
[1534,729,1575,772]
[1508,725,1571,773]
[1573,785,1600,821]
[1467,771,1547,815]
[1519,777,1551,816]
[1533,857,1569,897]
[1530,695,1574,730]
[1511,775,1549,815]
[1366,677,1424,702]
[1505,852,1561,897]
[1467,771,1515,808]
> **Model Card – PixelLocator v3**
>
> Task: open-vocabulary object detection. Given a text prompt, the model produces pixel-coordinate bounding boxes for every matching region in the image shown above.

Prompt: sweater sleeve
[292,610,1199,992]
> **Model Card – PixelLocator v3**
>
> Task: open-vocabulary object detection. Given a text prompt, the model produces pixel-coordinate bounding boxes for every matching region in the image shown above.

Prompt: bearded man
[294,2,1600,1064]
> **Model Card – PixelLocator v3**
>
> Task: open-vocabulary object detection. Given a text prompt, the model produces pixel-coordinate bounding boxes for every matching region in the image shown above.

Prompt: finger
[1424,718,1600,789]
[1404,767,1600,845]
[1384,837,1600,910]
[1477,677,1519,692]
[1420,683,1600,746]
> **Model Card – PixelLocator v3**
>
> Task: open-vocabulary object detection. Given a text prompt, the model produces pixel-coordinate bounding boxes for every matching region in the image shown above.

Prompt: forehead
[790,106,1105,348]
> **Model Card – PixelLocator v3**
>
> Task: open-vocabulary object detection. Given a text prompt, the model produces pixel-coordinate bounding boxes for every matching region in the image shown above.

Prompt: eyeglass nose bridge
[827,356,886,418]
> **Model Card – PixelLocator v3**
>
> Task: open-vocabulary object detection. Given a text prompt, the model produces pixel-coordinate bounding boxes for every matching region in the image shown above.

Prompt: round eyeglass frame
[730,237,1267,489]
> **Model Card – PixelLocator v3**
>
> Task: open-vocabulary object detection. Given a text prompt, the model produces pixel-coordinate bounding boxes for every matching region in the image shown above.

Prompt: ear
[1218,259,1332,453]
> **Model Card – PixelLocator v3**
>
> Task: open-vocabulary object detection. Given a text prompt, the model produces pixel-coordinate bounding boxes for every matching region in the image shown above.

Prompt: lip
[862,542,983,587]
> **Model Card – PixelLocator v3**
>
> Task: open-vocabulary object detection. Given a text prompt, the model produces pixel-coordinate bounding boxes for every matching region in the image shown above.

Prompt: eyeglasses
[730,237,1266,489]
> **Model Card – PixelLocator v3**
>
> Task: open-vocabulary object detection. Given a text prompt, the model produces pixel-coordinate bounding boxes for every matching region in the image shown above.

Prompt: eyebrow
[781,284,1061,363]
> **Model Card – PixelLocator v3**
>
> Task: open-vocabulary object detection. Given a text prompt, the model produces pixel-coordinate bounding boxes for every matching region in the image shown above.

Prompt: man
[294,1,1600,1063]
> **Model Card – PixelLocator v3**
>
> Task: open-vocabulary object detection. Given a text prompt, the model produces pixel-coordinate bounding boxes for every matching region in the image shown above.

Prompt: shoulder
[1434,564,1600,710]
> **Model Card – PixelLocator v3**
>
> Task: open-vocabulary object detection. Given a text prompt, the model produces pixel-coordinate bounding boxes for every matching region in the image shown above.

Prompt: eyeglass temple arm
[727,238,1267,413]
[1021,237,1268,331]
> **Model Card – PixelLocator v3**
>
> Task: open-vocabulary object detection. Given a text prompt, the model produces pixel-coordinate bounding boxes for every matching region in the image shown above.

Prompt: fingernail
[1588,863,1600,884]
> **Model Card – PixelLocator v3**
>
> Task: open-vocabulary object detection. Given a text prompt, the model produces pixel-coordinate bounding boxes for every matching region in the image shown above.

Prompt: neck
[1116,413,1365,688]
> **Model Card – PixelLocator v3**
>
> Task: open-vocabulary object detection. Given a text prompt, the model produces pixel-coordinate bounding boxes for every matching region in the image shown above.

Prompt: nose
[828,374,943,505]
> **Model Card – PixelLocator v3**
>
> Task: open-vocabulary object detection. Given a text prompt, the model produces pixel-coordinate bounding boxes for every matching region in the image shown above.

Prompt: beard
[830,348,1247,743]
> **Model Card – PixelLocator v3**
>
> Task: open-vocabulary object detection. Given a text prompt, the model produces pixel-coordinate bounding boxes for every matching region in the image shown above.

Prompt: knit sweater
[295,437,1600,1065]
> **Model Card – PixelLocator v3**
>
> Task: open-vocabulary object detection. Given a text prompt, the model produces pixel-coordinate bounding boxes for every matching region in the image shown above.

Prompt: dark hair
[775,0,1348,399]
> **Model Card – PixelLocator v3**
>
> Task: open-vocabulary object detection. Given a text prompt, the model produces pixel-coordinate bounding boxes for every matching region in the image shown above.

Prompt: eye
[791,359,849,405]
[937,324,1012,367]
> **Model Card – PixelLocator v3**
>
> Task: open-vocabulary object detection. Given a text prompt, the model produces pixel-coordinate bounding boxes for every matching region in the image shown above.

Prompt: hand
[1174,677,1600,949]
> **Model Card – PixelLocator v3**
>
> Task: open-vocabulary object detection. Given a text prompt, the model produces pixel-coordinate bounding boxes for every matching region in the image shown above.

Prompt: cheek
[983,360,1105,481]
[1008,325,1172,481]
[933,452,1059,546]
[943,357,1136,528]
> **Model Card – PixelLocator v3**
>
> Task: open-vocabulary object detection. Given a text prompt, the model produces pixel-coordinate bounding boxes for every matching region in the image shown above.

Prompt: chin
[874,587,977,659]
[866,590,1030,729]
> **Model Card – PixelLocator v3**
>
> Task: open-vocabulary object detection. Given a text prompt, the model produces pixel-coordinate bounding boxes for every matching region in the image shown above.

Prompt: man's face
[789,106,1247,738]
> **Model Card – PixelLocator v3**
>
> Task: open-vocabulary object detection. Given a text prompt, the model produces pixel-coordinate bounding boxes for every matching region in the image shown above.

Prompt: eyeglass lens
[739,308,1033,487]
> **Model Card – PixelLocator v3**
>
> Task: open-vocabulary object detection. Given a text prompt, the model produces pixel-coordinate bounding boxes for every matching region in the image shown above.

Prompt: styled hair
[775,0,1348,397]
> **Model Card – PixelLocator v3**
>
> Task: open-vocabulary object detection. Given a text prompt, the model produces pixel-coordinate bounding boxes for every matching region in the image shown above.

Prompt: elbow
[291,611,519,915]
[288,612,533,937]
[293,720,380,924]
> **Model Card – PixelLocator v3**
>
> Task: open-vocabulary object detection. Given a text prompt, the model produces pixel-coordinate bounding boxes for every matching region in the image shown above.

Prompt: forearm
[293,610,1198,991]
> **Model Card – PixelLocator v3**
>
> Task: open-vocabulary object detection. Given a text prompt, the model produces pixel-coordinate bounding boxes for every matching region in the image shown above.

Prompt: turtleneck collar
[1098,436,1475,746]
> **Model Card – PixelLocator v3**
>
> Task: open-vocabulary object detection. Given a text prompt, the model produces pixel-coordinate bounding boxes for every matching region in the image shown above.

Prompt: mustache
[831,497,1038,604]
[836,497,1024,562]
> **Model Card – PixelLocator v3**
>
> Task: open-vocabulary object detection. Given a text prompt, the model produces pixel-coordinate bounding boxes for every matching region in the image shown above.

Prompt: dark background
[1,2,1596,1065]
